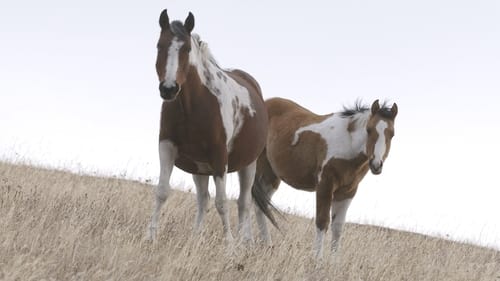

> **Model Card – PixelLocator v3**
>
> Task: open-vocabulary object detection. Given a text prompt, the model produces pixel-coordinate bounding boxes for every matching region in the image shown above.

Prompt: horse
[147,10,268,243]
[252,97,397,259]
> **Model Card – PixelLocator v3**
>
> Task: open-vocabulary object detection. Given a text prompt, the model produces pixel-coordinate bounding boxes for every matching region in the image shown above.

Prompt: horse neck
[344,111,371,157]
[186,36,256,115]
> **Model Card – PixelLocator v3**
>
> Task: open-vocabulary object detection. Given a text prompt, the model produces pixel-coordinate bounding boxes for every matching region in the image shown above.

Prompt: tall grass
[0,162,498,280]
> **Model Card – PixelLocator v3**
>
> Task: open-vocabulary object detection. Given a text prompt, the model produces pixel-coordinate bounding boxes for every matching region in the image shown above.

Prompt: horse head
[365,100,398,175]
[155,10,195,101]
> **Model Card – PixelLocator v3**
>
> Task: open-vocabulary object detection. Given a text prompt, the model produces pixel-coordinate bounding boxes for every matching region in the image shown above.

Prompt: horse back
[264,98,330,190]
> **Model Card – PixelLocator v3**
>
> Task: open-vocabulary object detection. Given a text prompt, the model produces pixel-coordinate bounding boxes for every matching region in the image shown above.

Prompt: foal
[252,97,397,258]
[148,10,268,242]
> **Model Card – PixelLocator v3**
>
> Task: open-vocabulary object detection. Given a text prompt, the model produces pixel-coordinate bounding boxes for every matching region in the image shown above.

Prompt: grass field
[1,162,499,280]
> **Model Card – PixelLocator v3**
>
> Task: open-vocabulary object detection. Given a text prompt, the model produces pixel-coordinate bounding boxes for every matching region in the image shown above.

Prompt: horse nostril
[158,82,181,100]
[173,82,180,93]
[159,82,167,93]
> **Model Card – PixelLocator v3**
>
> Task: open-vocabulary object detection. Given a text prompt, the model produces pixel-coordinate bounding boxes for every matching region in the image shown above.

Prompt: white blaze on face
[163,37,185,88]
[373,121,388,164]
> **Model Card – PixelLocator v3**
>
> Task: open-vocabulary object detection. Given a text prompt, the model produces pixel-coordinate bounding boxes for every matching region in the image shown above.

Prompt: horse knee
[331,222,344,237]
[316,197,332,231]
[238,195,250,211]
[215,197,227,214]
[237,201,245,215]
[197,193,209,208]
[315,215,329,232]
[155,185,170,203]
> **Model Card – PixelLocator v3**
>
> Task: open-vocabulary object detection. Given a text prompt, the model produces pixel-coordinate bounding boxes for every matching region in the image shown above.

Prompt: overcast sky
[1,0,499,248]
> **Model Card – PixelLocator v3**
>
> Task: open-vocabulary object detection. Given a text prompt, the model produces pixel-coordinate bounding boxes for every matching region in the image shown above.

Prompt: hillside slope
[0,162,498,280]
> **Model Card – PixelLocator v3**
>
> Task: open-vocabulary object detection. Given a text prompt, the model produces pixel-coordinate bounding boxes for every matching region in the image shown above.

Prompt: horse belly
[267,135,320,191]
[227,110,268,172]
[174,154,215,175]
[170,115,267,175]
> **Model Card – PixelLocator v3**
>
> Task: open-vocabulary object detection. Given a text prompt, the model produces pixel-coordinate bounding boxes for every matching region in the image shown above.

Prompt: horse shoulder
[324,154,370,198]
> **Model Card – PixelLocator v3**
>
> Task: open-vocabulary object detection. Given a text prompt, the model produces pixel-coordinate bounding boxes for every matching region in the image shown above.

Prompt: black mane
[340,100,369,117]
[378,105,396,119]
[341,100,394,118]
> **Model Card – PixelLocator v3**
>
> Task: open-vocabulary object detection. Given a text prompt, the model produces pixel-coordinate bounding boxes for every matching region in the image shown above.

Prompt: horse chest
[323,156,370,186]
[161,98,258,175]
[210,93,256,154]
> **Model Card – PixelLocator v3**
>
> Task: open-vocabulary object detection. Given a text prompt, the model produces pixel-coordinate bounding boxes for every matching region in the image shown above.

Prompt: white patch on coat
[373,120,388,164]
[188,34,256,152]
[292,111,370,182]
[163,37,185,88]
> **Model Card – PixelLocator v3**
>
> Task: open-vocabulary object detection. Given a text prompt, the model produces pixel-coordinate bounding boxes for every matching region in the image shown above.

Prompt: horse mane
[191,34,222,69]
[170,21,190,39]
[378,107,395,118]
[341,99,394,119]
[168,21,224,70]
[340,100,369,118]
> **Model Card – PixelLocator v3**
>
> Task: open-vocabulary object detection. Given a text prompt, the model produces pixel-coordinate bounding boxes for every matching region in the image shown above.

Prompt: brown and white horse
[148,10,268,242]
[252,97,397,258]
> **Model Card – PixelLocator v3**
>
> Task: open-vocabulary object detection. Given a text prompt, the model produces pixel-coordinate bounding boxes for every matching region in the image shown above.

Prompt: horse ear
[184,12,195,33]
[159,9,169,30]
[391,103,398,118]
[371,99,380,115]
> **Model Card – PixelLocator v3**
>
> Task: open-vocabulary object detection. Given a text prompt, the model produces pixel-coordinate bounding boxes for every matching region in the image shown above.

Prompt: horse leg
[254,181,277,244]
[193,174,210,233]
[330,198,352,252]
[147,140,177,240]
[237,160,256,242]
[314,180,334,259]
[253,149,280,244]
[213,169,233,242]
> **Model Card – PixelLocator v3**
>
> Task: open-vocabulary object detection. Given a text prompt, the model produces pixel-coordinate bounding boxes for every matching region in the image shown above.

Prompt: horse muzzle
[369,159,383,175]
[159,82,181,101]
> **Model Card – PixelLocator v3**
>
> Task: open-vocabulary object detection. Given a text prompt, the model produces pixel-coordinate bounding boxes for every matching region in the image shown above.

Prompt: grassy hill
[0,162,499,280]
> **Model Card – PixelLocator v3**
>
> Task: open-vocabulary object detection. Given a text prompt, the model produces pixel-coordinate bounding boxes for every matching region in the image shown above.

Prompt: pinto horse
[252,97,397,258]
[148,10,268,242]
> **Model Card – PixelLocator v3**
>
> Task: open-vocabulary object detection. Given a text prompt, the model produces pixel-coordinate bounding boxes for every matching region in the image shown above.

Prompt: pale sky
[1,1,499,248]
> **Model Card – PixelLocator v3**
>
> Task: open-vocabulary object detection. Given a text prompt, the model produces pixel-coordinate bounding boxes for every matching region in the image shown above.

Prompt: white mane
[189,34,221,69]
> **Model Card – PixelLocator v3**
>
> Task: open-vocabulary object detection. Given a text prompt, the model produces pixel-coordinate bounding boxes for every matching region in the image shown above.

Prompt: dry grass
[0,162,499,281]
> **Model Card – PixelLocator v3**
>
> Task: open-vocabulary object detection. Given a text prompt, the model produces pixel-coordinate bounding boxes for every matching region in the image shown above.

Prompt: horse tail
[252,175,282,230]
